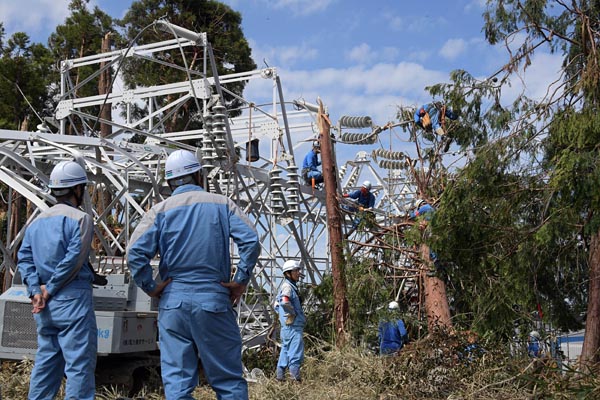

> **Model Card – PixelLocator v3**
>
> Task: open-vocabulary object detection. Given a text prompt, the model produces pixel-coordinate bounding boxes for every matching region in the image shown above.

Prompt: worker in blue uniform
[275,260,306,382]
[527,330,543,357]
[378,301,409,355]
[301,142,323,185]
[342,180,376,237]
[343,180,375,211]
[18,160,97,400]
[409,199,439,265]
[414,102,458,135]
[127,149,260,400]
[409,198,435,220]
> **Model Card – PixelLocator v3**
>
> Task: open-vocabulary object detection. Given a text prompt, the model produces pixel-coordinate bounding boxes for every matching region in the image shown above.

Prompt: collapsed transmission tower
[0,21,432,350]
[0,21,334,350]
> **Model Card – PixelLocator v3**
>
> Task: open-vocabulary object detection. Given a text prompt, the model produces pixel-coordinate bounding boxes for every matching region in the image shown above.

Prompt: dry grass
[2,334,600,399]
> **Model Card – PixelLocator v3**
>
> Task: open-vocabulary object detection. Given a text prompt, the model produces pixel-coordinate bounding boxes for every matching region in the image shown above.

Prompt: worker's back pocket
[200,301,230,314]
[159,298,183,312]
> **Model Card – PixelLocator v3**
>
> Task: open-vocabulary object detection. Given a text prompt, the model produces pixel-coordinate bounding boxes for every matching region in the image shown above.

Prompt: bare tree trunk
[581,231,600,368]
[421,243,452,332]
[98,32,112,137]
[318,100,348,347]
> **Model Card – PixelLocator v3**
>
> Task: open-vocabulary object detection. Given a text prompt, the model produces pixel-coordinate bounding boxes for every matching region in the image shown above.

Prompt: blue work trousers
[306,170,323,184]
[158,288,247,400]
[277,326,304,380]
[29,285,97,400]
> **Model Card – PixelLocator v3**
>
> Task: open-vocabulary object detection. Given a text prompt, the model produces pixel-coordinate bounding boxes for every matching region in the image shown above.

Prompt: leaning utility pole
[318,99,349,347]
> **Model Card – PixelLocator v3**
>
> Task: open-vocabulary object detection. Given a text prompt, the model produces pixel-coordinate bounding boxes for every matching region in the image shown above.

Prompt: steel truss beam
[0,22,421,351]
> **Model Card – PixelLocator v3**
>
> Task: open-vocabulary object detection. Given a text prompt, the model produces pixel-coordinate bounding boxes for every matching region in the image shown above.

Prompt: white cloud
[465,0,487,12]
[439,38,468,60]
[346,44,400,65]
[501,52,564,103]
[244,61,449,127]
[0,0,70,42]
[383,13,404,31]
[346,44,374,64]
[244,52,563,143]
[407,50,431,63]
[381,47,400,61]
[250,39,318,68]
[382,11,444,33]
[261,0,338,16]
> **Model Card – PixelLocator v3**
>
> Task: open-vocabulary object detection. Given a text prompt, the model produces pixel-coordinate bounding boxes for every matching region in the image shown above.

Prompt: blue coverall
[301,149,323,184]
[275,278,306,381]
[528,336,542,357]
[17,203,97,400]
[127,184,260,400]
[346,188,376,229]
[347,188,375,209]
[414,103,458,132]
[409,203,438,261]
[378,318,408,355]
[409,203,435,220]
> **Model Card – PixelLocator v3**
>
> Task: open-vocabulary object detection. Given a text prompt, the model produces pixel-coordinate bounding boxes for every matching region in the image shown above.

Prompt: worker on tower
[275,260,306,382]
[342,180,376,237]
[414,102,458,136]
[18,160,97,400]
[378,301,409,355]
[343,180,375,211]
[127,149,260,400]
[301,142,323,185]
[409,198,435,221]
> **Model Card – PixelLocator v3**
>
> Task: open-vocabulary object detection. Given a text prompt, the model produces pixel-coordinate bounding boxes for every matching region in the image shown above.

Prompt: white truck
[0,271,160,395]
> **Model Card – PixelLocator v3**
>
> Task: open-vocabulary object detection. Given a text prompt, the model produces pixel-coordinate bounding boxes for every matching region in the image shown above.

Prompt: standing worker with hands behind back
[127,150,260,400]
[17,160,97,400]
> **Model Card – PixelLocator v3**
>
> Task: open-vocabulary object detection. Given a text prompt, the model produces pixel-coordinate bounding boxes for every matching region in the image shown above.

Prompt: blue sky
[1,0,564,181]
[1,0,563,126]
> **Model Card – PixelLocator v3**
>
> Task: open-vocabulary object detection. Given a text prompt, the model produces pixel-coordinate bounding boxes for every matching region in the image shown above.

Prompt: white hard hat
[529,330,541,339]
[388,301,400,310]
[165,150,201,180]
[282,260,301,273]
[415,199,426,208]
[48,161,88,189]
[362,180,372,190]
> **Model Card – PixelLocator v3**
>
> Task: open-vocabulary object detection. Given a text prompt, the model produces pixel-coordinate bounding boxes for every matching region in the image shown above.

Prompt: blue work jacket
[18,203,94,297]
[302,149,321,172]
[409,203,435,220]
[348,189,375,209]
[127,184,260,295]
[379,318,408,355]
[276,278,305,329]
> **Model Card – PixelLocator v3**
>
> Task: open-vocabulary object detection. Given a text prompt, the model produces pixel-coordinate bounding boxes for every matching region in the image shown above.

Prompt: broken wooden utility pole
[421,243,453,332]
[318,99,349,347]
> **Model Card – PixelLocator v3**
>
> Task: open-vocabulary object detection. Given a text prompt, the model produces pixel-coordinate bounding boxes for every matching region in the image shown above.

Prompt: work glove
[286,314,296,325]
[421,113,431,129]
